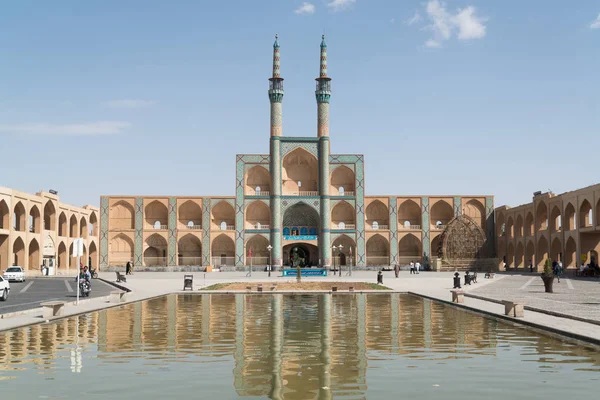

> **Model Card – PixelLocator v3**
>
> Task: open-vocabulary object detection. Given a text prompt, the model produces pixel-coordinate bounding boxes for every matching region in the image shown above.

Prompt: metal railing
[247,224,270,230]
[283,191,319,196]
[148,224,168,230]
[250,190,270,196]
[211,256,235,266]
[399,224,421,230]
[182,224,202,230]
[333,223,356,229]
[367,224,389,230]
[366,256,390,266]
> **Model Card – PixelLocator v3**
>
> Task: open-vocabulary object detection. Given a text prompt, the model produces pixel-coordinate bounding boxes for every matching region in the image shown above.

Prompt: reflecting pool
[1,294,599,399]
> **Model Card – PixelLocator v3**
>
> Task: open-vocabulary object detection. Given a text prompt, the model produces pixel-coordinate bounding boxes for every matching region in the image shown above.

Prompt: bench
[110,290,127,303]
[502,300,524,318]
[183,275,193,291]
[450,289,465,304]
[41,301,66,318]
[116,271,127,283]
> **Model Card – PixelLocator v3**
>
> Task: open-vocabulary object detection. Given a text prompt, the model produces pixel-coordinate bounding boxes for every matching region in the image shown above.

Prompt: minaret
[316,35,332,268]
[269,34,283,268]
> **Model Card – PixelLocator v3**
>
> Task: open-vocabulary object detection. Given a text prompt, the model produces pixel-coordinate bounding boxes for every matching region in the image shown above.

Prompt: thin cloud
[327,0,355,12]
[591,13,600,29]
[418,0,487,47]
[104,99,155,109]
[295,2,315,15]
[0,121,131,136]
[405,10,422,26]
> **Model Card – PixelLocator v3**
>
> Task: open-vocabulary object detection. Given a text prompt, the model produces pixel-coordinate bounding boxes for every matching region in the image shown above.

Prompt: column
[202,198,211,266]
[168,197,177,266]
[389,197,398,265]
[421,197,430,266]
[319,137,331,267]
[270,137,283,268]
[134,197,143,266]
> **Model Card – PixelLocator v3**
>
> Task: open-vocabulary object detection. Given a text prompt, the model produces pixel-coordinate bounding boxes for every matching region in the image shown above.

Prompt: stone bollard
[453,272,461,289]
[377,271,383,285]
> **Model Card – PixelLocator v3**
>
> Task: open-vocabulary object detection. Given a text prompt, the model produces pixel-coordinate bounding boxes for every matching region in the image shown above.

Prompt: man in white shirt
[409,261,415,274]
[415,261,421,274]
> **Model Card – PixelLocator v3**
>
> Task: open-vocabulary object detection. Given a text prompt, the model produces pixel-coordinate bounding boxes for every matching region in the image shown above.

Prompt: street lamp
[267,245,273,277]
[332,245,337,273]
[338,244,344,276]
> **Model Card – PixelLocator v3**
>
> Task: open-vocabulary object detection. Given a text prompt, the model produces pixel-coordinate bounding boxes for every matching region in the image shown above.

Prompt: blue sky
[1,0,598,208]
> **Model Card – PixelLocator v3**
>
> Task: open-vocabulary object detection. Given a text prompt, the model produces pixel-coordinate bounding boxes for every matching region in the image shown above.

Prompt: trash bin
[377,271,383,285]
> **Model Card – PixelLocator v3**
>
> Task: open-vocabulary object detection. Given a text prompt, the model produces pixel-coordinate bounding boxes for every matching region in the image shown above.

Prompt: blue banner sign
[282,268,327,277]
[283,235,318,241]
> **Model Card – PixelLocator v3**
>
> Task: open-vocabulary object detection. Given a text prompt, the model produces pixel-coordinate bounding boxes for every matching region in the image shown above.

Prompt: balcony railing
[149,224,168,230]
[250,190,270,196]
[247,224,270,230]
[367,224,389,230]
[432,224,447,230]
[334,191,355,197]
[333,223,356,230]
[182,224,202,230]
[219,225,235,231]
[399,224,421,230]
[284,191,319,197]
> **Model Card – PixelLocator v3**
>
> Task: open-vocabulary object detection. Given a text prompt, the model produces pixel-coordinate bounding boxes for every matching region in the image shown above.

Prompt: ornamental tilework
[329,154,363,164]
[236,154,270,164]
[486,196,496,257]
[202,198,211,266]
[281,197,320,213]
[99,197,109,268]
[168,197,177,266]
[280,141,318,158]
[355,157,366,266]
[421,197,430,265]
[134,198,144,266]
[235,157,245,267]
[389,197,398,265]
[453,197,462,217]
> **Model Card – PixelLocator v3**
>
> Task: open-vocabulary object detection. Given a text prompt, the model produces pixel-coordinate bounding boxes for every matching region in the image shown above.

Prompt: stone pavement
[470,273,600,324]
[0,270,599,345]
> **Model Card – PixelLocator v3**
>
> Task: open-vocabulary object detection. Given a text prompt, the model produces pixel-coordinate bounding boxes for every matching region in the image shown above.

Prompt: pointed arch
[515,241,524,268]
[211,234,235,266]
[564,237,576,268]
[366,234,389,266]
[437,215,488,267]
[178,234,202,266]
[0,235,8,270]
[430,200,453,228]
[178,200,202,229]
[245,201,271,229]
[536,236,549,267]
[246,235,270,264]
[89,212,98,236]
[13,201,26,232]
[145,200,168,229]
[211,200,235,230]
[332,234,356,266]
[89,241,97,269]
[365,200,389,229]
[506,242,515,267]
[550,237,562,264]
[463,199,486,229]
[245,165,271,195]
[431,235,442,258]
[525,212,534,236]
[144,233,167,266]
[564,203,576,231]
[57,241,67,269]
[596,199,600,228]
[69,214,78,237]
[12,237,25,266]
[398,233,422,258]
[0,200,8,230]
[110,200,135,230]
[58,212,67,236]
[29,205,41,233]
[579,199,593,228]
[549,205,562,233]
[515,215,523,238]
[330,165,355,195]
[398,200,421,228]
[28,238,40,271]
[525,240,535,268]
[535,202,548,231]
[506,216,514,239]
[109,233,134,266]
[496,212,505,237]
[282,147,319,194]
[331,201,355,229]
[80,216,88,238]
[43,200,56,231]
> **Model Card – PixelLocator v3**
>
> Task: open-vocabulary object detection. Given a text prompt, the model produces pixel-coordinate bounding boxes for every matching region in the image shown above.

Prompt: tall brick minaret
[269,34,284,268]
[316,35,332,267]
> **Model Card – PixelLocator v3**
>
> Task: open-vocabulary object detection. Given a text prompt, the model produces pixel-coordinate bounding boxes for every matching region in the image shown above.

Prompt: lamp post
[267,245,273,277]
[332,245,337,273]
[338,244,344,276]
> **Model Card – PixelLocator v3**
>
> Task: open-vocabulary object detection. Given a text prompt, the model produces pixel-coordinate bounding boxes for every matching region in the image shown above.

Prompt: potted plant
[541,259,554,293]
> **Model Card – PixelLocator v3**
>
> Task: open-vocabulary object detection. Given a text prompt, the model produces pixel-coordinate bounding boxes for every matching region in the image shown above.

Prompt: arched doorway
[564,237,576,268]
[332,234,356,266]
[515,242,524,268]
[536,236,548,268]
[178,234,202,266]
[283,243,318,267]
[550,238,562,263]
[13,237,25,266]
[89,241,97,269]
[211,234,235,266]
[144,234,167,266]
[506,242,515,267]
[246,235,270,265]
[57,241,67,269]
[398,233,422,264]
[565,203,576,231]
[366,234,389,266]
[525,240,535,268]
[28,239,40,271]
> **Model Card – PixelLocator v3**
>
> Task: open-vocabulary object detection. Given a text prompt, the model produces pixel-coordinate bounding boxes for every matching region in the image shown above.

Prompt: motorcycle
[79,279,91,297]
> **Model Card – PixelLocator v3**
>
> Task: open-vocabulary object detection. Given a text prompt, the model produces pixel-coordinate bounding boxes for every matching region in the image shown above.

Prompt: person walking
[415,261,421,274]
[394,263,400,278]
[409,260,415,274]
[528,259,533,273]
[125,261,131,275]
[552,260,561,283]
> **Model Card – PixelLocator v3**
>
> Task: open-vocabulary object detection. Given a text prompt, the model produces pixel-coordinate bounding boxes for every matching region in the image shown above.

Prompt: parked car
[3,266,25,282]
[0,276,9,301]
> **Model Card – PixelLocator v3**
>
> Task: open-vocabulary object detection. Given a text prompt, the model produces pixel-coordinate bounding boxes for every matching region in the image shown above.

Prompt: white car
[0,276,9,301]
[3,266,25,282]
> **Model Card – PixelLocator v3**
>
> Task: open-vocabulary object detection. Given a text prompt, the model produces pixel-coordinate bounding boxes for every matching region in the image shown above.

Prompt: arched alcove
[245,201,271,229]
[0,200,8,230]
[331,201,355,229]
[430,201,453,229]
[565,237,576,268]
[283,203,319,236]
[12,237,25,266]
[179,200,202,229]
[109,234,134,266]
[506,217,514,239]
[110,201,135,230]
[564,203,576,231]
[535,202,548,231]
[58,212,68,236]
[178,234,202,266]
[43,201,56,231]
[282,148,318,195]
[69,215,78,238]
[549,206,562,233]
[145,201,168,230]
[332,234,356,266]
[398,234,422,261]
[463,199,486,229]
[580,200,593,228]
[80,216,88,238]
[506,242,515,267]
[365,200,389,230]
[89,212,98,236]
[525,212,534,236]
[536,236,549,267]
[144,234,167,266]
[13,202,26,232]
[57,241,67,269]
[525,240,535,267]
[246,235,270,264]
[211,201,235,230]
[89,241,97,269]
[515,215,523,238]
[330,166,355,196]
[366,234,389,266]
[245,166,271,195]
[211,234,235,266]
[515,242,524,268]
[550,237,562,264]
[28,239,40,270]
[398,200,421,228]
[29,205,41,233]
[496,213,505,237]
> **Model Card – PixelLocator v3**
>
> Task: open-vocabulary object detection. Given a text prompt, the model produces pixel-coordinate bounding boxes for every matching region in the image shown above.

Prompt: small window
[436,221,442,227]
[256,222,261,229]
[187,221,194,228]
[372,221,379,230]
[338,187,345,196]
[404,221,410,228]
[255,186,261,195]
[153,221,161,229]
[338,222,345,229]
[220,221,227,231]
[298,181,302,188]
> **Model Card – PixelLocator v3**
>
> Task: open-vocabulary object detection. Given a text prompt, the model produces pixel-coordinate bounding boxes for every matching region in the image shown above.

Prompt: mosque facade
[99,36,495,271]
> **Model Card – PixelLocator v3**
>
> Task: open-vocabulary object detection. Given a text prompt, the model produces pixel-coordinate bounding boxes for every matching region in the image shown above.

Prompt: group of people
[393,260,422,278]
[579,260,600,277]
